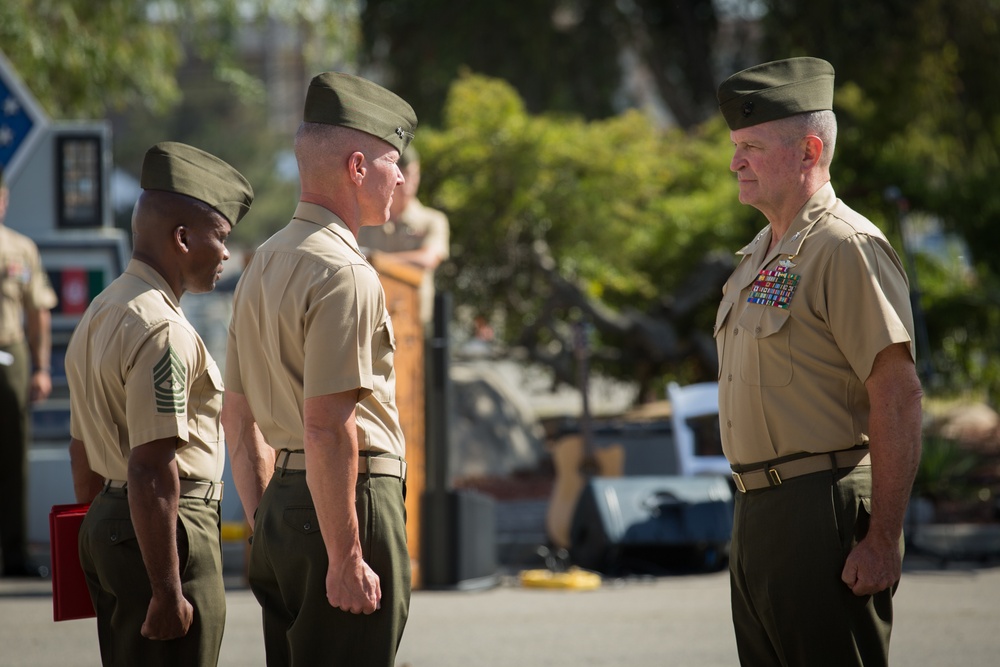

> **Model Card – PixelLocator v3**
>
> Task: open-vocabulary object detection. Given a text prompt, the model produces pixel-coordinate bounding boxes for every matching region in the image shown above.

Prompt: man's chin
[194,275,222,294]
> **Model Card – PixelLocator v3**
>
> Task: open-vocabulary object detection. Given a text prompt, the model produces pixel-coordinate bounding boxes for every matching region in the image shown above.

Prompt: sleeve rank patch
[153,347,187,414]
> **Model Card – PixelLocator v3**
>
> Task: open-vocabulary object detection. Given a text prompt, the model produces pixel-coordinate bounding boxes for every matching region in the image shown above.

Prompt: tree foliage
[108,59,299,245]
[360,0,720,128]
[7,0,1000,402]
[364,0,1000,402]
[1,0,358,246]
[758,0,1000,401]
[416,74,757,396]
[0,0,355,119]
[1,0,215,118]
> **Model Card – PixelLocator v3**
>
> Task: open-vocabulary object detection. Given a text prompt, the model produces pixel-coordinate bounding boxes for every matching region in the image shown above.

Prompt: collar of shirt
[736,182,838,260]
[291,201,369,264]
[125,258,183,313]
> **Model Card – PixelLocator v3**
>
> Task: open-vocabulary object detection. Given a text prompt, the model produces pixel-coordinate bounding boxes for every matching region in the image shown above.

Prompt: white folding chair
[667,381,730,477]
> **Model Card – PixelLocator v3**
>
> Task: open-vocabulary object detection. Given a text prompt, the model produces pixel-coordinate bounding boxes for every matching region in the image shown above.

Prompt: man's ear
[802,135,823,169]
[175,225,190,253]
[348,151,366,186]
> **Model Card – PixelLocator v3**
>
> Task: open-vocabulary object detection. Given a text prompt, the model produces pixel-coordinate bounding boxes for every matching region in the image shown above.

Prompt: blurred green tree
[7,0,1000,401]
[416,74,755,398]
[0,0,354,118]
[364,0,1000,401]
[759,0,1000,401]
[0,0,356,245]
[360,0,720,128]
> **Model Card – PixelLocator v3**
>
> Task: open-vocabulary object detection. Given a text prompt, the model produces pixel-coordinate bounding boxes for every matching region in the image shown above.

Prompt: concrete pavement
[1,555,998,666]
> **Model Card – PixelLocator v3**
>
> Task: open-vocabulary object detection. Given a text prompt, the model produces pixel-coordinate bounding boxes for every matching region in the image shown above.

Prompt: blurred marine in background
[0,169,57,578]
[358,144,450,327]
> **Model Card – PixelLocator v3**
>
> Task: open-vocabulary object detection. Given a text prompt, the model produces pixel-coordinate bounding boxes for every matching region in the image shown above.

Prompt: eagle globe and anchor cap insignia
[153,347,187,414]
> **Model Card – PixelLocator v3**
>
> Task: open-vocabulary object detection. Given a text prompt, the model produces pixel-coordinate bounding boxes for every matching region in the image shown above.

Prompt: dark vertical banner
[47,267,105,317]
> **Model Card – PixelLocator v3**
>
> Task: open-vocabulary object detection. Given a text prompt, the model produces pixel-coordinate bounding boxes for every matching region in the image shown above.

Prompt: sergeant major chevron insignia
[153,347,186,414]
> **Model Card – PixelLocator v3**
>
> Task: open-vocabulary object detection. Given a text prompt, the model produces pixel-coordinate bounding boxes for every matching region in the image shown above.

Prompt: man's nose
[730,152,743,173]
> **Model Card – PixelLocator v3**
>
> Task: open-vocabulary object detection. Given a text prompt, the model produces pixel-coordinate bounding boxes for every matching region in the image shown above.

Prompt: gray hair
[783,110,838,168]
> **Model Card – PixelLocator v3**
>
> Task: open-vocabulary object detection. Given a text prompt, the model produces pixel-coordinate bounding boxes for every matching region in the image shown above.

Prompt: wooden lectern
[371,252,427,588]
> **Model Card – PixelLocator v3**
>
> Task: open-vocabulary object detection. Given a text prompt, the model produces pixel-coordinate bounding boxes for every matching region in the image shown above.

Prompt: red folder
[49,503,96,621]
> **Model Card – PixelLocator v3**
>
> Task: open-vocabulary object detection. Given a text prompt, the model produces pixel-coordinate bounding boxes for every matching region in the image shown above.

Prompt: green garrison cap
[718,57,835,131]
[141,142,253,226]
[304,72,417,154]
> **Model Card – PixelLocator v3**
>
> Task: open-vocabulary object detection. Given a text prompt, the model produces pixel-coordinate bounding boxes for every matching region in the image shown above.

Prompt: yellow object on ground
[519,567,602,590]
[221,521,248,543]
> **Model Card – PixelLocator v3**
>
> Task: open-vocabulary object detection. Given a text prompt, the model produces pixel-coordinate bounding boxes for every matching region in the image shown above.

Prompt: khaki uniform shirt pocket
[713,300,734,380]
[192,361,225,440]
[736,305,793,387]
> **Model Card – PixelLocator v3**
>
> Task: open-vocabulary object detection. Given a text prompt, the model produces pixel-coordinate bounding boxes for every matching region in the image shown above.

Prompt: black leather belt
[731,448,871,493]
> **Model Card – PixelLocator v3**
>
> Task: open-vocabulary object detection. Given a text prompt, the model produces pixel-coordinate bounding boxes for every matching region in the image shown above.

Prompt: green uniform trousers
[730,465,898,667]
[248,470,410,667]
[79,488,226,667]
[0,341,31,572]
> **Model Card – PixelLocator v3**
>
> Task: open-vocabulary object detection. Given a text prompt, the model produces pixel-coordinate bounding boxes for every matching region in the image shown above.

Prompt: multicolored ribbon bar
[747,264,800,309]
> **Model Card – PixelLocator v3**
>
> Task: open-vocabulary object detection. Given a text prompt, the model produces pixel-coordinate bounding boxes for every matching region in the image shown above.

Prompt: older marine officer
[714,58,923,666]
[66,142,253,666]
[222,72,415,667]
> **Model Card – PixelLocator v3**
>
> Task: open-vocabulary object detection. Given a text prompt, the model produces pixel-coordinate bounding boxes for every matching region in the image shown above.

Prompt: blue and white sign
[0,50,49,182]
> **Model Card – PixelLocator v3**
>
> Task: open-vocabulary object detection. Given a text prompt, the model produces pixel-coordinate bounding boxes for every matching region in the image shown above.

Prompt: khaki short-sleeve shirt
[226,202,405,457]
[715,184,915,466]
[0,225,58,346]
[66,260,225,482]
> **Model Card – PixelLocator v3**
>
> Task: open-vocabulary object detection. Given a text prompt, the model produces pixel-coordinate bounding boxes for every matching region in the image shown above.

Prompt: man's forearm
[303,392,363,563]
[304,391,381,614]
[26,307,51,371]
[868,415,921,544]
[128,444,184,601]
[865,345,923,543]
[222,390,275,529]
[306,430,361,563]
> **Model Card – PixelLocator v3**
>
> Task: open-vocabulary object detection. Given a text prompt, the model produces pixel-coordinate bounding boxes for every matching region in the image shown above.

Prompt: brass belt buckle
[768,467,782,486]
[732,472,747,493]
